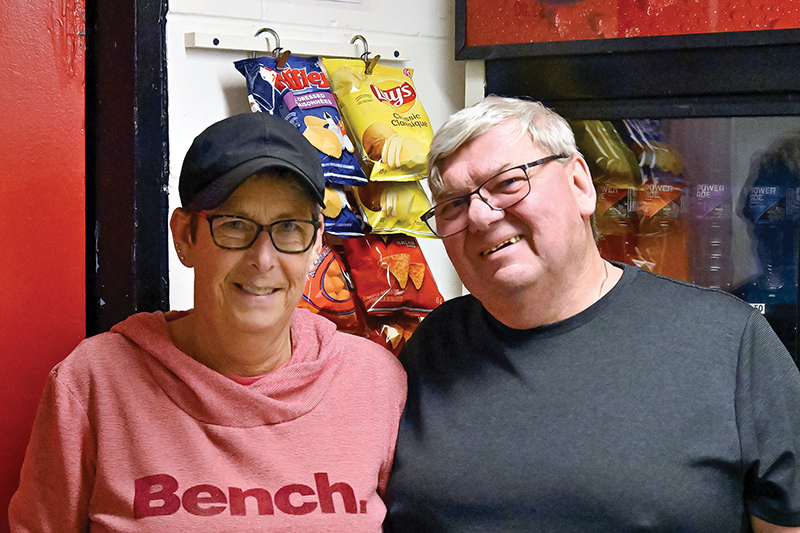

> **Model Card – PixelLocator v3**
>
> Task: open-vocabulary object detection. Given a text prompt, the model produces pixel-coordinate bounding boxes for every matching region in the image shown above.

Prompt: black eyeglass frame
[421,154,569,238]
[197,212,321,253]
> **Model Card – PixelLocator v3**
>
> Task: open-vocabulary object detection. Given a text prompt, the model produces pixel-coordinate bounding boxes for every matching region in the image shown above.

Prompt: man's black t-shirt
[386,264,800,532]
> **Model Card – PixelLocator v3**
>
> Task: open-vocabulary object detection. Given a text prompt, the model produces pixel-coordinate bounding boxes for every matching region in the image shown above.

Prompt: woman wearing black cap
[10,112,407,532]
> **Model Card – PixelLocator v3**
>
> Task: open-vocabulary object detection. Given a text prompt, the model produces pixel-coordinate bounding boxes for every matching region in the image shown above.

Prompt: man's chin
[465,267,537,297]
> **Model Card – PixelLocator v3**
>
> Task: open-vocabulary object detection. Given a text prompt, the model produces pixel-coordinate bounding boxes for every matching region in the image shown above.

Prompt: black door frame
[85,0,170,335]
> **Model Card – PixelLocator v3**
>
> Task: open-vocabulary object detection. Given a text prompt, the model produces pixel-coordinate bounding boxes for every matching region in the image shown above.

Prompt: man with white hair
[385,95,800,532]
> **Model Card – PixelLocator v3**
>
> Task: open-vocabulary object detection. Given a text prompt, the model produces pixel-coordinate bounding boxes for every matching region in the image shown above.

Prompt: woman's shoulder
[53,312,163,386]
[331,328,406,376]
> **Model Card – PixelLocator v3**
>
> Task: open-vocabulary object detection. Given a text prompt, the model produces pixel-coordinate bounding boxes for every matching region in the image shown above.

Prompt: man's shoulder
[617,267,761,338]
[632,267,756,311]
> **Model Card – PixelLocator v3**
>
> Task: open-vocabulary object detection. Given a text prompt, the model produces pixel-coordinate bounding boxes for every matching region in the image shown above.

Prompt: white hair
[427,95,579,196]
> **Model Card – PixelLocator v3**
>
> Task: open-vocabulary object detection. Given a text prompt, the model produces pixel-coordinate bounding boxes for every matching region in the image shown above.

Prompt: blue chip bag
[235,55,367,186]
[321,185,369,238]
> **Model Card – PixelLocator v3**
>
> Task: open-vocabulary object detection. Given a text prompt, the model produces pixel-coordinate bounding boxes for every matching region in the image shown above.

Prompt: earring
[175,245,186,262]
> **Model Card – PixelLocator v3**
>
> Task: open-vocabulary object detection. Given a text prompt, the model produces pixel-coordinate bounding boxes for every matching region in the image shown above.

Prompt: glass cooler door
[570,117,800,357]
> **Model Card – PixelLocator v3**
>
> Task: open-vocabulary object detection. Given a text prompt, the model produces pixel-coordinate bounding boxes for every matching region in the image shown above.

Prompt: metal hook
[350,34,379,74]
[350,34,370,63]
[253,27,283,58]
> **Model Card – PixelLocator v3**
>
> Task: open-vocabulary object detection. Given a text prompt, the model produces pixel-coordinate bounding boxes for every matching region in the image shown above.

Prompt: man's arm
[752,516,800,532]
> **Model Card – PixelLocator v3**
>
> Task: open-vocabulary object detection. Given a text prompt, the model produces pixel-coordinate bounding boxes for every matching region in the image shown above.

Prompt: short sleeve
[737,311,800,526]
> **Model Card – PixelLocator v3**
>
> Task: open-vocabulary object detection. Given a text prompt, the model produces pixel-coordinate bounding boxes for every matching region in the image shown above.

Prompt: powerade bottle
[689,180,733,291]
[735,155,800,356]
[738,159,800,305]
[620,119,690,281]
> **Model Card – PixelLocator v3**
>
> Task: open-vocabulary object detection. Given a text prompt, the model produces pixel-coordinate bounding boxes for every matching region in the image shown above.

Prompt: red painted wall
[0,0,86,529]
[465,0,800,46]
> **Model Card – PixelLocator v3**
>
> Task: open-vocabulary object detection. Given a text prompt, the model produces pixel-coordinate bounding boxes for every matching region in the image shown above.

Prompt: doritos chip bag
[322,58,433,182]
[235,55,367,186]
[340,234,444,316]
[298,243,361,333]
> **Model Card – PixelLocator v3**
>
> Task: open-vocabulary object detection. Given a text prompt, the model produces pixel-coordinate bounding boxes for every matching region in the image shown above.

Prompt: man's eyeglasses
[421,154,568,238]
[198,212,320,253]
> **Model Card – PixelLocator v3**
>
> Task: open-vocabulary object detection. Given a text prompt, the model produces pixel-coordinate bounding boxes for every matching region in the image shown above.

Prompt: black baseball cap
[179,112,325,209]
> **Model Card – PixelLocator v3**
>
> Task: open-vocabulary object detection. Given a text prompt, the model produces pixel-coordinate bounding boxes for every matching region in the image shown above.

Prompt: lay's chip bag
[353,180,435,238]
[235,55,367,186]
[322,58,432,182]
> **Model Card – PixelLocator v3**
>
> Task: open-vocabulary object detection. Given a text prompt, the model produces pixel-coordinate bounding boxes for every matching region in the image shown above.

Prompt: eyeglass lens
[209,216,317,252]
[427,166,532,237]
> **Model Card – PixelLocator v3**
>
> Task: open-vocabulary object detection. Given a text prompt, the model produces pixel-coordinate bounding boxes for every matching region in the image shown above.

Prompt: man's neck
[485,255,622,330]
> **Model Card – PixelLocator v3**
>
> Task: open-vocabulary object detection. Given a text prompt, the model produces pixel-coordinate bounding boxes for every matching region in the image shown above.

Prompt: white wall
[166,0,468,310]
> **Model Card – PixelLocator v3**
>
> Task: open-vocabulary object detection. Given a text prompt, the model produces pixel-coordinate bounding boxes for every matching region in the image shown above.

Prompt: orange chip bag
[322,58,432,181]
[298,243,361,333]
[340,233,444,316]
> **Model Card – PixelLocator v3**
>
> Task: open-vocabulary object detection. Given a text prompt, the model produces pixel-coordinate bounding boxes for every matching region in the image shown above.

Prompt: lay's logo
[370,82,416,111]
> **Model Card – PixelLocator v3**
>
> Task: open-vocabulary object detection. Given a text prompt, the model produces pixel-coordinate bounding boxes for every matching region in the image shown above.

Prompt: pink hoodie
[9,309,406,532]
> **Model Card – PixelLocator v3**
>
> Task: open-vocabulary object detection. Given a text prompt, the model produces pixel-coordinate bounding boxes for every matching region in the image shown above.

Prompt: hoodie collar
[111,308,340,426]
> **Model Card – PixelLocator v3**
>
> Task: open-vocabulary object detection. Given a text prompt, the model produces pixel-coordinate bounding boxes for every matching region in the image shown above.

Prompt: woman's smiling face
[182,171,322,337]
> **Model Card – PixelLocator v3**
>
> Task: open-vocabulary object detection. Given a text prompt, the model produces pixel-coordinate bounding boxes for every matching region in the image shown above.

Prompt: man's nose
[466,193,504,231]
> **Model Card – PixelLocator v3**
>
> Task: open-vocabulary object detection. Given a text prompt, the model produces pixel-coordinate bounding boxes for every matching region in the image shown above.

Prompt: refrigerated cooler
[456,0,800,361]
[571,117,800,356]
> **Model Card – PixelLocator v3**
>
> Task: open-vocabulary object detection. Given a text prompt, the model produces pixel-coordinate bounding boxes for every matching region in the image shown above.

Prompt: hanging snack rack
[184,29,407,63]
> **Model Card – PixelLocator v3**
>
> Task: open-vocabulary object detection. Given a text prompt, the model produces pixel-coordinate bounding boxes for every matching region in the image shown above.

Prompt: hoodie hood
[110,308,341,426]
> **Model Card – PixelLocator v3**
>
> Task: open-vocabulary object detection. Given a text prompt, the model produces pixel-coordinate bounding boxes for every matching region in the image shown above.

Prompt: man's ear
[170,208,195,267]
[568,156,597,218]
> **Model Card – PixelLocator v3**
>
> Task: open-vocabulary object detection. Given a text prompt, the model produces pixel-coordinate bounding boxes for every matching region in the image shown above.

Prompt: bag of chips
[322,58,433,182]
[353,180,434,238]
[570,120,642,189]
[298,242,361,333]
[340,233,444,316]
[322,185,369,237]
[235,55,367,186]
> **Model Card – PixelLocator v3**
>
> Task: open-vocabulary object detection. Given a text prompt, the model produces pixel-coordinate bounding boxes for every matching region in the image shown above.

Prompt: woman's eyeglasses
[198,212,320,253]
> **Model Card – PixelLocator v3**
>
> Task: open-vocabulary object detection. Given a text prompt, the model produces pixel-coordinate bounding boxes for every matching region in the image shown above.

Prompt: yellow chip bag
[354,180,435,238]
[322,58,433,181]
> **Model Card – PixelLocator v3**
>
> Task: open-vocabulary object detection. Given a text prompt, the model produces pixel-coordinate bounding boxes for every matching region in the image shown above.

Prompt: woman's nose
[246,230,279,268]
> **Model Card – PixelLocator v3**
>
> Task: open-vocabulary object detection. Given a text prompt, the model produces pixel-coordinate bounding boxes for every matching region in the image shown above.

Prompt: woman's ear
[306,213,326,271]
[170,208,195,268]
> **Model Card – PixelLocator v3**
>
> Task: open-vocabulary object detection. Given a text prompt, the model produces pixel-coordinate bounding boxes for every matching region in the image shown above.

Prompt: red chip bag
[298,243,361,333]
[362,312,422,356]
[340,234,444,316]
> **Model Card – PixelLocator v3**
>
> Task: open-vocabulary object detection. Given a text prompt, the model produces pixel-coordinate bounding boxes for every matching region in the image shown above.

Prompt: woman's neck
[167,313,293,377]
